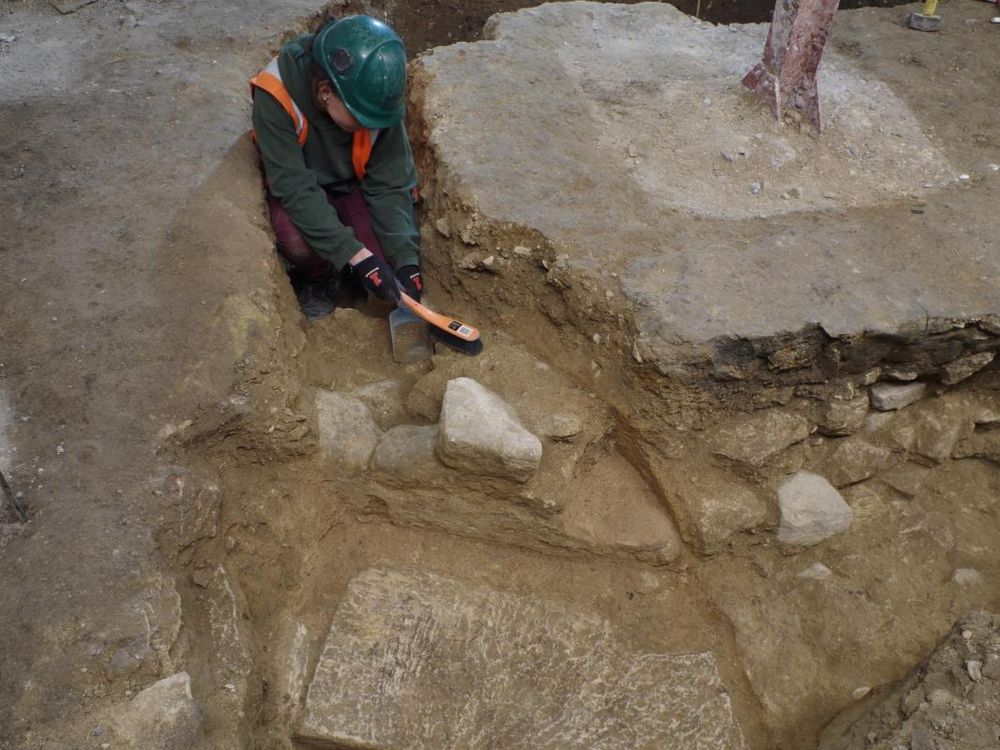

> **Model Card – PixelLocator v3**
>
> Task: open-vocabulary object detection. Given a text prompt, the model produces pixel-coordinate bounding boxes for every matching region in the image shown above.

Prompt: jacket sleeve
[362,123,421,270]
[252,89,363,269]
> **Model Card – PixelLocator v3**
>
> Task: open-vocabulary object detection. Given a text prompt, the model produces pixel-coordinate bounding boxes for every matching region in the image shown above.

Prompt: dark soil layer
[341,0,911,53]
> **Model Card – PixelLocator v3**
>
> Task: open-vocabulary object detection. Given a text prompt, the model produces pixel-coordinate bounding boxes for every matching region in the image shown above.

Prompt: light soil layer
[411,1,1000,380]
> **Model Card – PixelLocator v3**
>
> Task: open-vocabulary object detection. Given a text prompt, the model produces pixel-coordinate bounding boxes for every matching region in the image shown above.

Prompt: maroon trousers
[266,189,386,279]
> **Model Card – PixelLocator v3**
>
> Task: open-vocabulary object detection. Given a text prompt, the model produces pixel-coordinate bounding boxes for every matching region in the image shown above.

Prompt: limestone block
[816,395,869,436]
[777,471,853,546]
[870,382,926,411]
[373,425,444,480]
[821,439,890,487]
[710,409,811,469]
[437,377,542,483]
[940,351,995,385]
[107,672,202,750]
[538,412,583,441]
[298,567,747,749]
[315,390,381,474]
[667,472,768,554]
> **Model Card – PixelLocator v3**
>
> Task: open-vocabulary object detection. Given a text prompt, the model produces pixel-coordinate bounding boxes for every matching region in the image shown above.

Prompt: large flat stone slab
[298,567,746,749]
[414,2,1000,377]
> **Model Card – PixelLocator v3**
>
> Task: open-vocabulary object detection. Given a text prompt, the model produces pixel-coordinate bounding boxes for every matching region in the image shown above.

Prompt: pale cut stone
[710,409,811,469]
[107,672,201,750]
[940,351,995,385]
[373,425,443,480]
[869,382,926,411]
[315,391,381,475]
[298,568,747,749]
[777,471,853,546]
[437,377,542,483]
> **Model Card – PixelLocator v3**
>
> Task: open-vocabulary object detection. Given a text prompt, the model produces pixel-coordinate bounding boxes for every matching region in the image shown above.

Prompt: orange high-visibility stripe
[249,63,309,146]
[352,129,374,181]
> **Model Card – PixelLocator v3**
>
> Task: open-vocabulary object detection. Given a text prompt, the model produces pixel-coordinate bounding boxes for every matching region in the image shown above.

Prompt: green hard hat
[313,15,407,130]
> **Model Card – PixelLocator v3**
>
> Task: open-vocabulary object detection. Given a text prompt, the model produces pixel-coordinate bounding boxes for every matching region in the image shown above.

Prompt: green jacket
[251,35,420,271]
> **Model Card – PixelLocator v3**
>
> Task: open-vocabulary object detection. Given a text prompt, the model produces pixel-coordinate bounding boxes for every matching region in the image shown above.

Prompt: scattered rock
[49,0,98,13]
[869,382,926,411]
[967,660,983,682]
[777,471,853,546]
[538,413,583,442]
[821,439,890,487]
[434,217,451,238]
[721,149,736,162]
[879,462,931,498]
[710,409,811,469]
[851,686,871,700]
[816,395,869,436]
[512,245,532,256]
[627,142,638,157]
[667,472,767,554]
[373,425,443,480]
[912,408,970,464]
[315,391,381,475]
[840,483,886,524]
[437,378,542,483]
[106,672,201,750]
[941,351,995,385]
[951,568,984,587]
[798,562,833,580]
[882,365,919,382]
[106,648,142,680]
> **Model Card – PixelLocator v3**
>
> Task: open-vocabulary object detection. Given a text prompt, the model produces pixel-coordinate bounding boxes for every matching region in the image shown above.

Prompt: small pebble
[852,686,871,700]
[967,660,983,682]
[591,333,601,345]
[56,445,65,455]
[721,150,736,162]
[989,163,1000,172]
[627,143,638,158]
[962,629,973,640]
[958,173,971,181]
[749,182,763,195]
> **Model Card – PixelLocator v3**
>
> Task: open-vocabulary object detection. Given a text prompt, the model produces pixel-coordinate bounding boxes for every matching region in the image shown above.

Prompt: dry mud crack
[3,1,1000,749]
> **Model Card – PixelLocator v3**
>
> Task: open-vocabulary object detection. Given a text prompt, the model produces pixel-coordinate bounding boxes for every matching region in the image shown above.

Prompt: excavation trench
[156,4,1000,750]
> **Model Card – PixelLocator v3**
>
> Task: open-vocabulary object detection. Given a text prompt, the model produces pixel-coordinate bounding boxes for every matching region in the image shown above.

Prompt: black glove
[350,254,400,304]
[396,265,423,302]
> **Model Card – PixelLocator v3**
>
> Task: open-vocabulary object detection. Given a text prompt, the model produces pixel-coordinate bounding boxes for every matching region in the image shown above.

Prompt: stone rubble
[869,382,926,411]
[816,394,870,436]
[437,377,542,483]
[820,439,891,488]
[940,351,995,385]
[315,390,381,475]
[710,409,811,469]
[105,672,201,750]
[777,471,854,546]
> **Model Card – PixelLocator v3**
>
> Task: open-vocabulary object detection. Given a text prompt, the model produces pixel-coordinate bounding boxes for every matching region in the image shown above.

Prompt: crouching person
[251,15,424,319]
